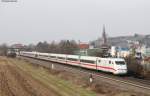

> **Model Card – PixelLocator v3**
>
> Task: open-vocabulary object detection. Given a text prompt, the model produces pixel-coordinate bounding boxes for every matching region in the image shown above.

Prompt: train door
[108,60,113,73]
[101,59,110,72]
[66,55,67,64]
[104,60,109,72]
[96,58,98,70]
[96,58,104,71]
[78,55,81,67]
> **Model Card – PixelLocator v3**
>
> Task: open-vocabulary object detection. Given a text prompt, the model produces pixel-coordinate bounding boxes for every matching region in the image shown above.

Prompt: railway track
[19,56,150,95]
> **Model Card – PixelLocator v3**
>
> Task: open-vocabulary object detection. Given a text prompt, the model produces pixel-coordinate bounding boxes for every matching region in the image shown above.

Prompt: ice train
[20,51,127,75]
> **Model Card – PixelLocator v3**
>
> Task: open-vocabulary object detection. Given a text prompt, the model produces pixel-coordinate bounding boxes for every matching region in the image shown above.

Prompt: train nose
[115,68,127,74]
[114,65,127,74]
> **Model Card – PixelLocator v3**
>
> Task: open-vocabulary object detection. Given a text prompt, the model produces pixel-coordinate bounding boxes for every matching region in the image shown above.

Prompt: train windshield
[115,61,125,65]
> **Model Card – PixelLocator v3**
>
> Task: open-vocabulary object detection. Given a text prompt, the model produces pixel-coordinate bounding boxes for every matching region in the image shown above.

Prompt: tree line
[0,43,8,56]
[25,40,79,54]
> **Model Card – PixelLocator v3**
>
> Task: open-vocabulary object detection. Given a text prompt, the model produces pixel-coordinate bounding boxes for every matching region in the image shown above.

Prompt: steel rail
[20,56,150,91]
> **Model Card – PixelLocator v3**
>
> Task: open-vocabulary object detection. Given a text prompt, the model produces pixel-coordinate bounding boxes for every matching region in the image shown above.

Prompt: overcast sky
[0,0,149,45]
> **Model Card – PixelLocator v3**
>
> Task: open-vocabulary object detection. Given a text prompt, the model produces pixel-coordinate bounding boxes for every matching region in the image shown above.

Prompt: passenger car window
[80,60,95,64]
[99,60,101,63]
[109,61,111,64]
[115,61,125,65]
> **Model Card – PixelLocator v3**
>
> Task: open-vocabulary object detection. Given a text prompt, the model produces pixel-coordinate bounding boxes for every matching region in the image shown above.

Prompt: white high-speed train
[20,51,127,75]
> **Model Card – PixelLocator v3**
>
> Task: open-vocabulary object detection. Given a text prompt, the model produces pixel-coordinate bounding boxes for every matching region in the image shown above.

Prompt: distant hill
[91,34,150,48]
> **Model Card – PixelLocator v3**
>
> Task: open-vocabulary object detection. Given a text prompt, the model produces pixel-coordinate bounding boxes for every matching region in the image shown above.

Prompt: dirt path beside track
[0,57,61,96]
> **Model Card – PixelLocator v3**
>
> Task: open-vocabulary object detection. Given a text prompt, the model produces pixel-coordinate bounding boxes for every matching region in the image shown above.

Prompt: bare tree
[36,41,50,53]
[57,40,79,54]
[34,40,79,54]
[0,43,8,56]
[24,44,36,51]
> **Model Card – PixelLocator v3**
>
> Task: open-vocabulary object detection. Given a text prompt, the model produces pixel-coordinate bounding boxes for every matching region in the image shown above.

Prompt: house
[10,44,24,55]
[110,46,130,58]
[75,43,89,56]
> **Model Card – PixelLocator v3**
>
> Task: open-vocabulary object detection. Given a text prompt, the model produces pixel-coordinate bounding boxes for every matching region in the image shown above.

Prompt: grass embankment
[11,59,96,96]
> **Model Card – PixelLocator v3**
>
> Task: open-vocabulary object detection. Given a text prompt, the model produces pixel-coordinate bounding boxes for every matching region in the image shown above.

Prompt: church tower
[102,25,107,45]
[100,25,109,57]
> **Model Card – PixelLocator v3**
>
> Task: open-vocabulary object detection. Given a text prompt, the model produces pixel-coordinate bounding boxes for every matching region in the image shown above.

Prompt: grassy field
[11,58,96,96]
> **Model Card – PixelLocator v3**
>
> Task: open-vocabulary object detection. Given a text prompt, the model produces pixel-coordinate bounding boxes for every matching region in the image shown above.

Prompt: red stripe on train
[46,59,116,71]
[66,60,116,71]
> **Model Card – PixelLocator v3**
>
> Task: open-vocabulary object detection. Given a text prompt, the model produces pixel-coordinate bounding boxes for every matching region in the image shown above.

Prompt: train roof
[99,57,125,61]
[38,52,49,55]
[80,56,98,61]
[21,51,125,61]
[67,55,79,59]
[80,56,125,61]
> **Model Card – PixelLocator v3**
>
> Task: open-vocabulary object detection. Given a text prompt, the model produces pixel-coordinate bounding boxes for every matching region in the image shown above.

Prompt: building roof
[79,43,89,49]
[11,44,24,49]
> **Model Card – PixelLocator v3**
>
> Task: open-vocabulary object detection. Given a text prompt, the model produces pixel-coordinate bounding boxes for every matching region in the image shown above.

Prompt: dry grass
[11,58,96,96]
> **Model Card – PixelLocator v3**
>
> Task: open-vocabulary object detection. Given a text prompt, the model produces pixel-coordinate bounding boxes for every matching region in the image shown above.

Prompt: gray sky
[0,0,150,45]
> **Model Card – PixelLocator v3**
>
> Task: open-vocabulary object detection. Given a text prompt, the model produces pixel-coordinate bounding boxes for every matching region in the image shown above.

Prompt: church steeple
[102,24,107,45]
[100,25,109,57]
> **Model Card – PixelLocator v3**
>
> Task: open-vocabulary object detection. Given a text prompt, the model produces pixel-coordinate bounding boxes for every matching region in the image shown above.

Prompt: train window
[109,61,111,64]
[39,55,48,57]
[50,56,56,58]
[35,54,38,57]
[80,59,95,64]
[115,61,125,65]
[67,58,77,61]
[58,57,65,59]
[98,60,101,63]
